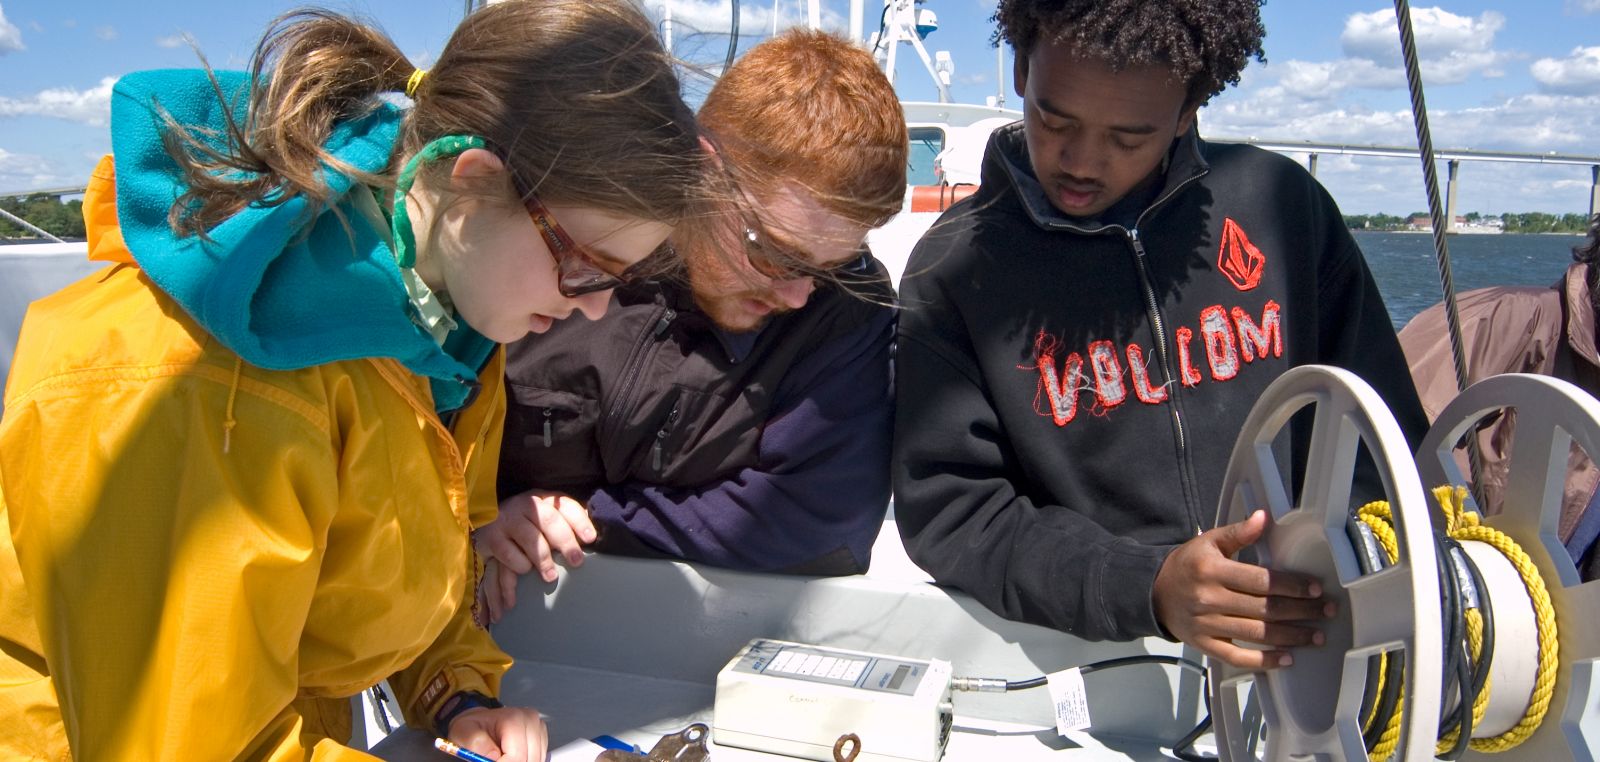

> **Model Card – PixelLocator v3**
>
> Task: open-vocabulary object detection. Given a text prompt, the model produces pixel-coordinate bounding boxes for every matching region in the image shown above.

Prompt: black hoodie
[892,123,1427,641]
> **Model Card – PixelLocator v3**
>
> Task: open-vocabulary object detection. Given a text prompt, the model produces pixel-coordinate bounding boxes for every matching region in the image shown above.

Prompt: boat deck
[372,518,1212,761]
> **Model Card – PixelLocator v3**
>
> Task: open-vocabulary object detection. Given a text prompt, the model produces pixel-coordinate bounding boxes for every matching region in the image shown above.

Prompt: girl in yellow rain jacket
[0,2,703,759]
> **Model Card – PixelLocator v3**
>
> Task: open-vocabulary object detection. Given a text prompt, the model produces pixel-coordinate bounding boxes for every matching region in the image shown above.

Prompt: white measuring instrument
[713,638,954,762]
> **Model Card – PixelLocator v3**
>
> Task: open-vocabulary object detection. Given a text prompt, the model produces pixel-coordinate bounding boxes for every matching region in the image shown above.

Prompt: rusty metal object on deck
[832,733,861,762]
[595,723,711,761]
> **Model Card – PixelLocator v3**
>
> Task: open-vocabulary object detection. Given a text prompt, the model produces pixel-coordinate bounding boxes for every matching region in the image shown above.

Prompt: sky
[0,1,1597,215]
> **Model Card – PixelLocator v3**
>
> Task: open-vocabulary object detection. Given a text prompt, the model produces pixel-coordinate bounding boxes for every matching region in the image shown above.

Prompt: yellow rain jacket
[0,157,513,758]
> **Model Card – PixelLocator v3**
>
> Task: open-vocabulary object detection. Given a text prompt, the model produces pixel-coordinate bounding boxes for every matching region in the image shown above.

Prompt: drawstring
[222,355,242,454]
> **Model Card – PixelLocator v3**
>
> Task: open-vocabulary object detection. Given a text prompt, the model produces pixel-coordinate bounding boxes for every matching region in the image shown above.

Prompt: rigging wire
[1392,0,1485,502]
[725,0,741,75]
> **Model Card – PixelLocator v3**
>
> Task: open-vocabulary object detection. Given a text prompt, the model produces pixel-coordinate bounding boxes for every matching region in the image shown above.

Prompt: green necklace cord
[390,134,488,269]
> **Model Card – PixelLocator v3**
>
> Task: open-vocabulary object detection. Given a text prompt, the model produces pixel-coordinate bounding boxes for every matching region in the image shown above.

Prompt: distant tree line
[2,194,1594,240]
[0,196,87,239]
[1344,211,1593,234]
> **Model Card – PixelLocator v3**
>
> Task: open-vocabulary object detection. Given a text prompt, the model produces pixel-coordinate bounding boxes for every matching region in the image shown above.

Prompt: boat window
[907,127,946,186]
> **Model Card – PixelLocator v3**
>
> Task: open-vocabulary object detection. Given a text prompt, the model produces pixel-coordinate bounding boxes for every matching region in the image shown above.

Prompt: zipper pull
[1129,228,1148,259]
[542,408,553,447]
[653,308,677,337]
[651,403,681,472]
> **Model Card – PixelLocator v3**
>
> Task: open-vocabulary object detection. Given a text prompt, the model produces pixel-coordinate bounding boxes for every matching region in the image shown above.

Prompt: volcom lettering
[1200,305,1238,381]
[1025,302,1285,427]
[1025,330,1088,426]
[1232,300,1282,362]
[1175,327,1203,387]
[1088,340,1127,410]
[1125,344,1168,404]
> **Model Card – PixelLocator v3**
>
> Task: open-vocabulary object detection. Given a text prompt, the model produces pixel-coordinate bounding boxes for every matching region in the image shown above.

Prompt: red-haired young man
[476,30,908,617]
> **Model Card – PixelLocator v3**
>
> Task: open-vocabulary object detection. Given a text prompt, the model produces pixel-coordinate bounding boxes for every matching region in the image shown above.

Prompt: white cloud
[1200,84,1600,215]
[1338,7,1510,86]
[94,25,116,41]
[0,148,68,191]
[655,1,847,37]
[0,4,24,55]
[1567,0,1600,12]
[156,33,188,49]
[0,76,117,126]
[1532,47,1600,95]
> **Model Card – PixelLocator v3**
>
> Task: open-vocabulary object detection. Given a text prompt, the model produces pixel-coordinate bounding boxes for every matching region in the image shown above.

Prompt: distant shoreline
[1349,229,1583,236]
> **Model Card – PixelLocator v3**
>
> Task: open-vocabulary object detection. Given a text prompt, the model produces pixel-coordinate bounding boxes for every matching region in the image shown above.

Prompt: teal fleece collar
[109,69,487,412]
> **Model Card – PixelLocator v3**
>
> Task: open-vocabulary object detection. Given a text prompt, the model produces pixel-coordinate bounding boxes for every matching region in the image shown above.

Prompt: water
[1358,231,1589,331]
[2,232,1589,333]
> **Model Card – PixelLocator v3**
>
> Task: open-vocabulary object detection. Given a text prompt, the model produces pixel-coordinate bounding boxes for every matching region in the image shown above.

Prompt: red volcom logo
[1022,300,1284,427]
[1218,218,1265,291]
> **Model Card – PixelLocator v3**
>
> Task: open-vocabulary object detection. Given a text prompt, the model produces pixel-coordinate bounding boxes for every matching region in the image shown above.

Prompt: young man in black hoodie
[893,0,1428,670]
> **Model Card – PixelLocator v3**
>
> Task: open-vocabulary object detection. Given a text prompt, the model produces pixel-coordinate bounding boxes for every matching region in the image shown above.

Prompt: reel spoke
[1345,567,1415,650]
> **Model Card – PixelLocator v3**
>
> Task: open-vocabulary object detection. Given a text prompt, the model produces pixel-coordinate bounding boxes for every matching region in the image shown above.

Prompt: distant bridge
[0,185,87,201]
[1208,138,1600,232]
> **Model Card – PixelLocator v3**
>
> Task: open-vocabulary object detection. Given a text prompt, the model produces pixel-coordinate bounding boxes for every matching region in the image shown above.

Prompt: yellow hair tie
[405,68,428,99]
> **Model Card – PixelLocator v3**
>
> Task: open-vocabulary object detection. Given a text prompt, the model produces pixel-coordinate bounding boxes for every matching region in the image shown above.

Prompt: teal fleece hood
[109,69,489,412]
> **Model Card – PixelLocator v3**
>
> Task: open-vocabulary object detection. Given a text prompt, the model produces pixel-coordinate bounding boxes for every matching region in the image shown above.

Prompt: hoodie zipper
[1126,229,1205,537]
[650,398,682,472]
[601,305,677,446]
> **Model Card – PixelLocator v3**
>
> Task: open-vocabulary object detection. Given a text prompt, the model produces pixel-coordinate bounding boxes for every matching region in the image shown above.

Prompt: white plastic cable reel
[1209,365,1443,762]
[1415,372,1600,761]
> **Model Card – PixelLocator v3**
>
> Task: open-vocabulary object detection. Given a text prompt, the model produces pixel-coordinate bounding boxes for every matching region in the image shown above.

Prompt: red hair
[700,29,907,227]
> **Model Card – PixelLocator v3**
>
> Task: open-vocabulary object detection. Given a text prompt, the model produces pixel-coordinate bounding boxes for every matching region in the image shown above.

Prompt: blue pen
[592,734,642,754]
[434,737,496,762]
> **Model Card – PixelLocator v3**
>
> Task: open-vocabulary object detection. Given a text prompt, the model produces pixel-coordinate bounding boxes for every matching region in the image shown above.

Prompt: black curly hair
[1575,214,1600,315]
[995,0,1267,106]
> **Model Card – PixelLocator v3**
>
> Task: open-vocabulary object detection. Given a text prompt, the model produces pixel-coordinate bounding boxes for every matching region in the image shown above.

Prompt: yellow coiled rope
[1356,486,1558,760]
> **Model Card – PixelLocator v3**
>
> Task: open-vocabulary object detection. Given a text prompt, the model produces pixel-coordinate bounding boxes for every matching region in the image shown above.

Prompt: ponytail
[165,9,413,236]
[164,1,702,240]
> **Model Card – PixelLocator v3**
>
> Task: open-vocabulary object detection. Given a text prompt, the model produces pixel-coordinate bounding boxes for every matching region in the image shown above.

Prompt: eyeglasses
[740,215,871,283]
[524,192,641,298]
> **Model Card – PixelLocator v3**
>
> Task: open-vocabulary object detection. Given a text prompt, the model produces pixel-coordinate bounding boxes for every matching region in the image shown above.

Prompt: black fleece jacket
[892,123,1428,641]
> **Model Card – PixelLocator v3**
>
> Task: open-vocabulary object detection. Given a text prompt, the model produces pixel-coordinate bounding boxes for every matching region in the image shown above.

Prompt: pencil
[434,737,496,762]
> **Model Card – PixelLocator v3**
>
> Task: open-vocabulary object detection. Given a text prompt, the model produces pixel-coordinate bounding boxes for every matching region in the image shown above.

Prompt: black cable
[1348,520,1389,738]
[723,0,740,74]
[1079,654,1208,678]
[1171,714,1215,762]
[963,655,1216,759]
[1004,675,1046,691]
[978,654,1209,692]
[1436,539,1497,761]
[1347,520,1501,759]
[869,3,892,55]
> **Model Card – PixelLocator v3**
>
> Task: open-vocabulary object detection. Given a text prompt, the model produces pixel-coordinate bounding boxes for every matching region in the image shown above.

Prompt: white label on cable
[1046,667,1092,735]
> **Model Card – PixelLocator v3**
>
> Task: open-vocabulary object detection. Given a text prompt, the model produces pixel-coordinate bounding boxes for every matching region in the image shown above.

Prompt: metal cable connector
[950,676,1009,693]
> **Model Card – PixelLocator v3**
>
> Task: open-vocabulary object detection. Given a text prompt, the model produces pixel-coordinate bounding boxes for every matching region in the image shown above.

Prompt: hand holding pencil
[436,705,548,762]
